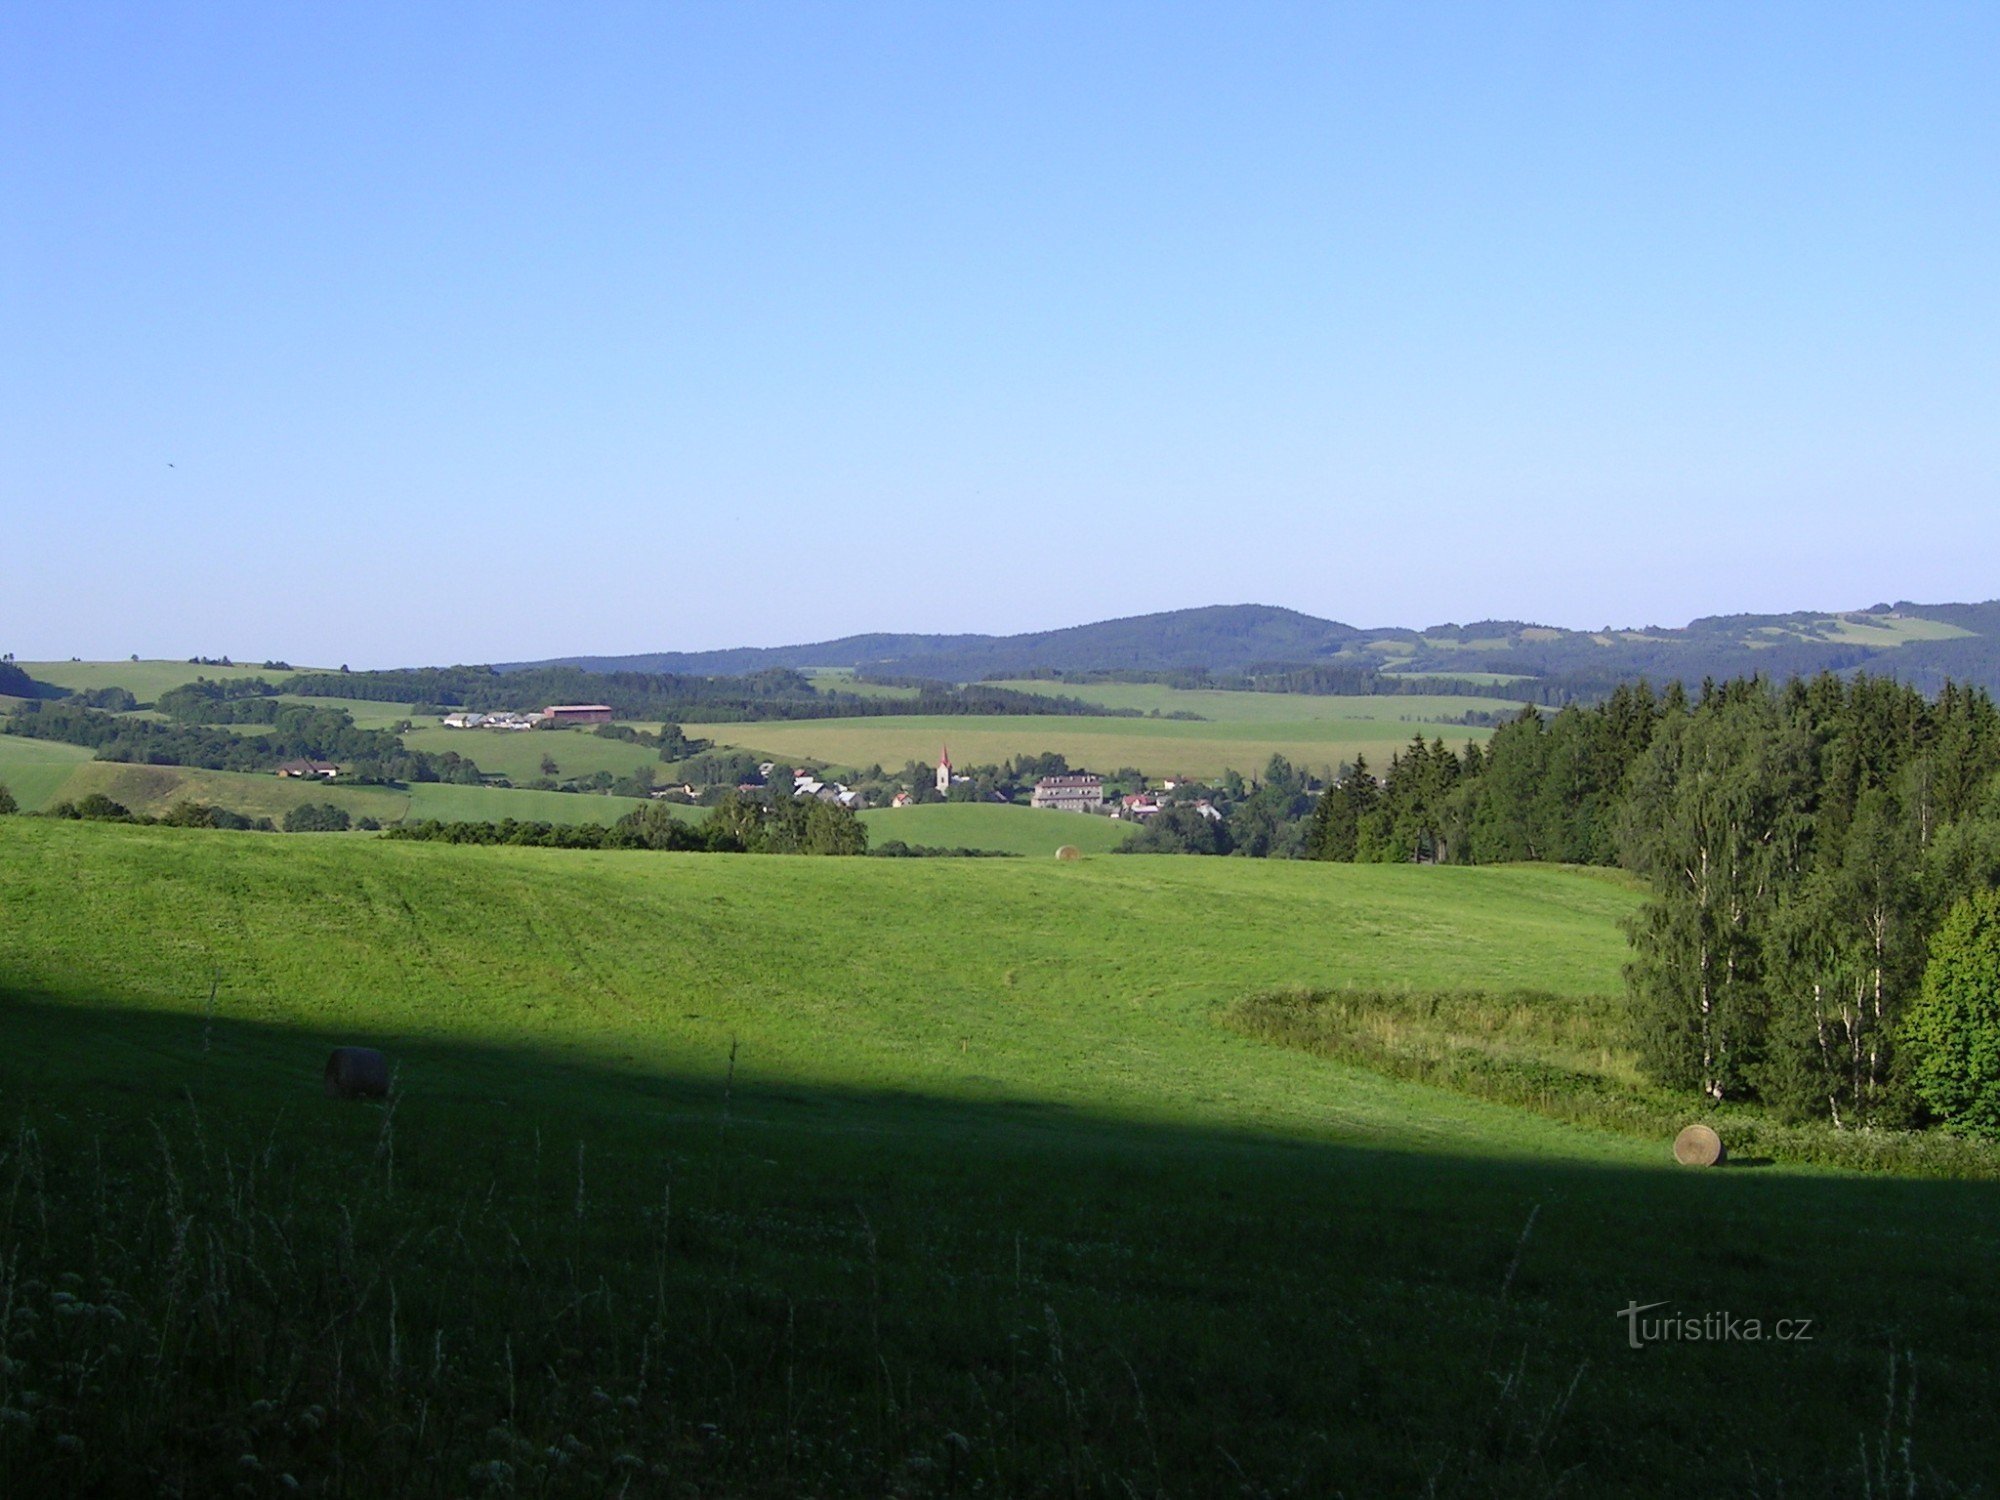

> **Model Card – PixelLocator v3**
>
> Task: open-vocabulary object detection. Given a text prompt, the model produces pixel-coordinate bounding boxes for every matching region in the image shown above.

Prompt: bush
[282,802,352,833]
[51,793,134,822]
[0,782,15,815]
[1903,889,2000,1138]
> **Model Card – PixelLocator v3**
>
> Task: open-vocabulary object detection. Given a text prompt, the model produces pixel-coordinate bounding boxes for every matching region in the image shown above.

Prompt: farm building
[1031,774,1105,813]
[275,759,338,779]
[543,704,614,726]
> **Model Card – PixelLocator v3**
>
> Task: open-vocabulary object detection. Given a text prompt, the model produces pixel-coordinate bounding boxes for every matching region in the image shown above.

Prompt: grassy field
[16,657,308,700]
[21,762,669,828]
[804,668,925,700]
[272,694,424,729]
[404,781,672,825]
[681,712,1494,781]
[2,822,1997,1494]
[860,801,1134,856]
[42,762,415,823]
[1383,669,1537,686]
[403,724,665,783]
[0,733,98,810]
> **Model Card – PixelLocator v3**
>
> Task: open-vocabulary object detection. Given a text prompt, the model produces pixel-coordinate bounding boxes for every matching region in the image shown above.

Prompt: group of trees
[277,665,1139,724]
[389,786,870,855]
[1307,674,2000,1135]
[3,701,484,785]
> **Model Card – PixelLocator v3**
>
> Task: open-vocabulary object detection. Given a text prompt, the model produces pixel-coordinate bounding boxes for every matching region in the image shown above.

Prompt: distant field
[803,668,923,700]
[1752,613,1976,648]
[987,680,1528,722]
[272,693,423,729]
[681,711,1492,780]
[0,734,97,809]
[404,781,672,825]
[860,800,1133,856]
[17,658,310,700]
[44,762,413,822]
[28,761,674,828]
[1382,669,1536,686]
[403,724,664,782]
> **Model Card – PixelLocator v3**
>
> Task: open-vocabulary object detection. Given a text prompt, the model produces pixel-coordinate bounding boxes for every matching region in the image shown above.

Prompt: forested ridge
[276,666,1141,721]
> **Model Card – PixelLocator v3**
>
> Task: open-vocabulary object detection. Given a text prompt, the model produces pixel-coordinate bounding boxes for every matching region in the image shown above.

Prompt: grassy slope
[403,781,672,824]
[680,713,1492,781]
[32,763,671,827]
[44,762,414,821]
[3,824,1998,1493]
[0,821,1636,1139]
[860,801,1135,856]
[402,724,665,782]
[17,658,303,698]
[0,734,98,809]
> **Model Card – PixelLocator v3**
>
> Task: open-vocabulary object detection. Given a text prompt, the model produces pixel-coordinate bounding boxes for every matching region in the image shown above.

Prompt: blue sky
[4,3,1996,666]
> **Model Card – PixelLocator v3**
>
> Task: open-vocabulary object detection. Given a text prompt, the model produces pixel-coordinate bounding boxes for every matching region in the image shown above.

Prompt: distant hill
[506,599,2000,694]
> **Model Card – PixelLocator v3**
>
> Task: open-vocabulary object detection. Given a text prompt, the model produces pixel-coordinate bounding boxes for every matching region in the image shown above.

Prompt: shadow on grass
[1,981,1995,1497]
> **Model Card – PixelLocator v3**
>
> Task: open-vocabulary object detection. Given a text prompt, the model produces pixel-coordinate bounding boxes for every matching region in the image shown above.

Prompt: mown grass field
[2,821,1997,1495]
[16,658,307,700]
[403,781,672,825]
[0,733,97,810]
[271,694,424,730]
[41,762,415,822]
[859,802,1134,856]
[402,724,665,784]
[680,712,1493,782]
[21,761,668,828]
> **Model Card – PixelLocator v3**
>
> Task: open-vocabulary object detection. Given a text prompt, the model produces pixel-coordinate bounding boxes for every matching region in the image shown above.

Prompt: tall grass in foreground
[0,1089,1616,1498]
[1221,988,2000,1178]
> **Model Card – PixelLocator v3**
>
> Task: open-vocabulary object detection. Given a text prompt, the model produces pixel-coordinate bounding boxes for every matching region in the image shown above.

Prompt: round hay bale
[1672,1123,1725,1167]
[325,1046,390,1101]
[1054,845,1082,862]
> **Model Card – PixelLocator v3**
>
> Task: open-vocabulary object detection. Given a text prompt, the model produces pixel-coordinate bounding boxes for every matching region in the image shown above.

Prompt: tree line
[3,701,484,785]
[274,665,1143,723]
[1304,674,2000,1135]
[388,789,870,855]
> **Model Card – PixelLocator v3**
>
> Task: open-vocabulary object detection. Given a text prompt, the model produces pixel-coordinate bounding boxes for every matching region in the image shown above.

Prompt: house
[1120,793,1162,820]
[543,704,614,726]
[890,791,915,809]
[1031,774,1105,813]
[275,759,338,780]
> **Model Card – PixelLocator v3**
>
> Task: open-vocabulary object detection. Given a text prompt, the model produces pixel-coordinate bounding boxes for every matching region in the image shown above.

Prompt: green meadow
[12,760,667,828]
[0,733,97,810]
[17,658,305,700]
[2,820,1996,1494]
[402,724,666,784]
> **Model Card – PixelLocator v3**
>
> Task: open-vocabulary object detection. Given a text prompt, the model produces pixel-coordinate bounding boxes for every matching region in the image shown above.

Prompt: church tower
[936,745,952,796]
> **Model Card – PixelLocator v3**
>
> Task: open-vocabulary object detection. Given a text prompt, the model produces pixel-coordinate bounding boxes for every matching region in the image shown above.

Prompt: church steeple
[936,745,952,796]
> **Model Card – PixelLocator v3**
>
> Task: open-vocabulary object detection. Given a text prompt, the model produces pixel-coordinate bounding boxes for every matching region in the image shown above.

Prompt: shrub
[0,781,15,815]
[1902,889,2000,1138]
[282,802,352,833]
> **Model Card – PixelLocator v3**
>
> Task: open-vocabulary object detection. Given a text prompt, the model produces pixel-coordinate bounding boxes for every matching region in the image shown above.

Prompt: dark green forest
[2,701,483,785]
[1303,674,2000,1136]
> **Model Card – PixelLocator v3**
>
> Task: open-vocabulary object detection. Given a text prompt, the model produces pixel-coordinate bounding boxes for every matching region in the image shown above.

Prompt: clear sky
[5,3,1996,666]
